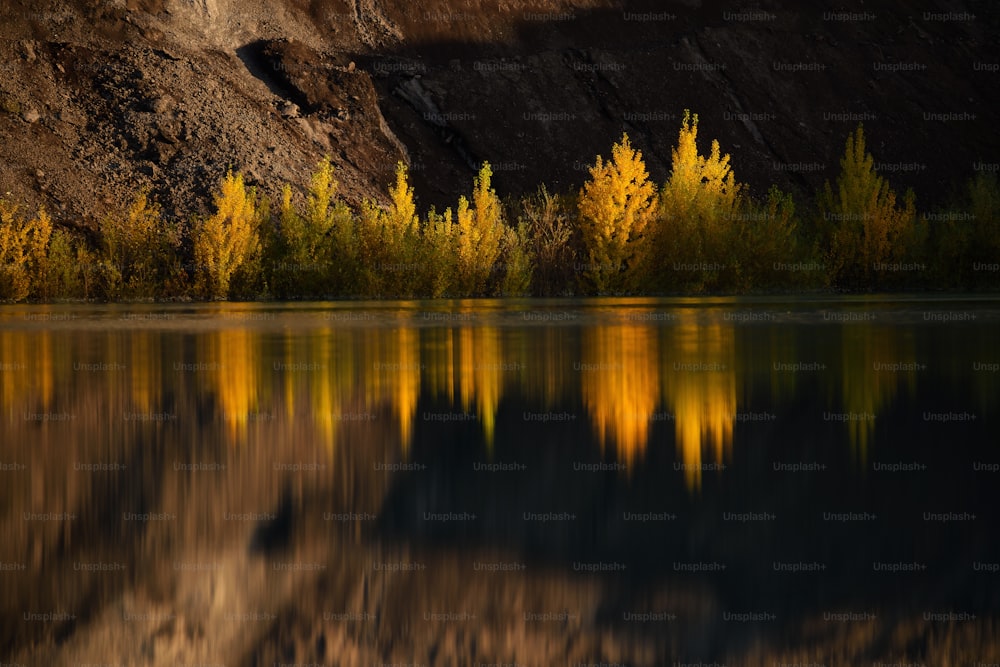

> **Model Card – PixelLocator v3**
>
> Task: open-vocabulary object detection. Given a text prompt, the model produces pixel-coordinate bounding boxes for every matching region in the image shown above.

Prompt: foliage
[0,198,53,301]
[422,206,457,297]
[729,186,803,291]
[0,113,988,301]
[98,190,182,300]
[518,186,577,296]
[498,220,533,297]
[36,229,91,300]
[817,124,919,289]
[268,157,354,298]
[576,134,657,293]
[453,162,506,296]
[357,162,422,297]
[648,109,745,292]
[931,171,1000,288]
[192,169,263,300]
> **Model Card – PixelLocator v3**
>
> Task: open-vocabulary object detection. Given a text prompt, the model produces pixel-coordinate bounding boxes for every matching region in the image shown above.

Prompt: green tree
[730,186,802,291]
[41,229,89,300]
[577,134,657,293]
[932,171,1000,288]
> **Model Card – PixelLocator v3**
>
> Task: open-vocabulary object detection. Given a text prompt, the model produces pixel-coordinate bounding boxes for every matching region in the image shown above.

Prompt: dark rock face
[0,0,996,224]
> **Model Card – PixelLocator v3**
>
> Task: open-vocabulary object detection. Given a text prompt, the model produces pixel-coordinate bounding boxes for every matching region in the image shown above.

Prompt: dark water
[1,297,998,665]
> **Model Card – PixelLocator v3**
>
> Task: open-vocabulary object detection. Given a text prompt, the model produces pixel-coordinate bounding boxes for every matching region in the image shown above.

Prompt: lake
[1,296,998,665]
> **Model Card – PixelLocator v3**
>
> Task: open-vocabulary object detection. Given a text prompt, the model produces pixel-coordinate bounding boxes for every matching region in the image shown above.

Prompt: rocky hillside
[0,0,997,227]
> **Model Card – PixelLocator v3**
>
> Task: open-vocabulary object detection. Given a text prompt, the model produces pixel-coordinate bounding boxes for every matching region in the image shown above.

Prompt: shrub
[577,134,658,294]
[421,206,457,297]
[303,156,354,295]
[37,229,88,300]
[0,198,53,301]
[98,189,183,300]
[817,124,919,289]
[931,171,1000,288]
[498,220,533,297]
[729,186,802,291]
[518,186,577,296]
[964,172,1000,286]
[192,169,263,300]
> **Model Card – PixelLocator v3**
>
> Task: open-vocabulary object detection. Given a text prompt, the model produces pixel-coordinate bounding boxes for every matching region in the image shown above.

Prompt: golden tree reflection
[579,322,660,467]
[661,319,737,491]
[198,328,261,442]
[363,326,421,452]
[304,329,338,448]
[0,305,934,491]
[457,326,503,449]
[422,324,513,450]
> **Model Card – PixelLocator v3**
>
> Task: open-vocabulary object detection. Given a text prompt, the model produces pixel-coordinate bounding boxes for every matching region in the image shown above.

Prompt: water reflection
[580,322,660,468]
[1,299,997,665]
[662,319,737,490]
[837,325,915,462]
[0,304,959,487]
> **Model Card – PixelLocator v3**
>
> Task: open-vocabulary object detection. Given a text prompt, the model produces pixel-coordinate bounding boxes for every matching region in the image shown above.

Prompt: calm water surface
[1,297,998,665]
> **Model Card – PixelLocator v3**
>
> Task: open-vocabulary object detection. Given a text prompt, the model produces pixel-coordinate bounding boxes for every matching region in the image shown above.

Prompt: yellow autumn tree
[818,124,917,288]
[650,110,744,291]
[661,110,743,219]
[358,161,422,297]
[270,157,354,297]
[454,162,505,295]
[192,169,262,299]
[577,134,658,293]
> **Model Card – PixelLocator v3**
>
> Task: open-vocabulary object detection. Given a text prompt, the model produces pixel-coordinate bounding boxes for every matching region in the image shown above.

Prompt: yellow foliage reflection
[457,326,503,449]
[661,319,737,491]
[198,328,261,442]
[300,329,339,448]
[421,324,511,450]
[579,322,660,467]
[363,326,421,452]
[0,304,933,492]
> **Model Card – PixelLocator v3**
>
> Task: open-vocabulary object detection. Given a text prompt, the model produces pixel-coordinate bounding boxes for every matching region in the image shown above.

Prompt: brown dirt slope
[0,0,997,226]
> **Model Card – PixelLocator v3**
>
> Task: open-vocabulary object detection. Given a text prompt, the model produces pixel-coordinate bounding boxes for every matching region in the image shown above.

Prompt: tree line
[1,110,997,301]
